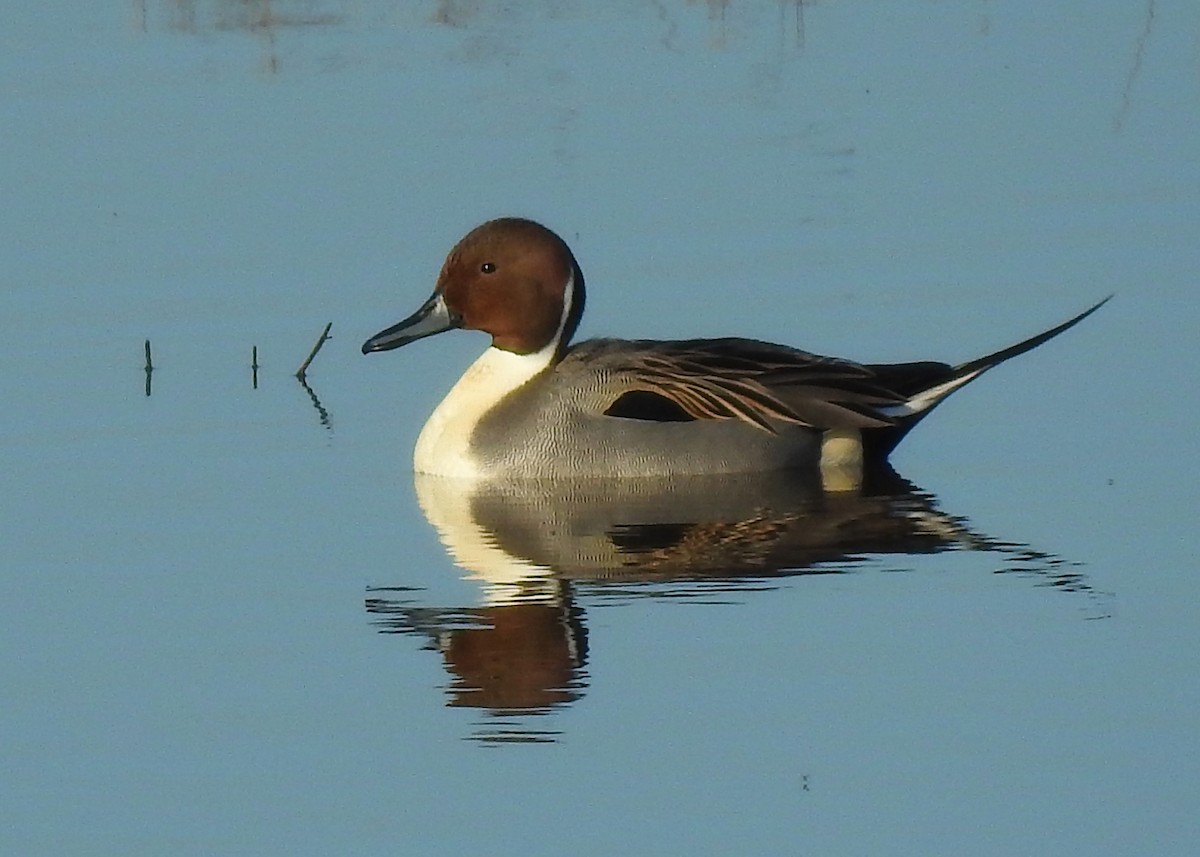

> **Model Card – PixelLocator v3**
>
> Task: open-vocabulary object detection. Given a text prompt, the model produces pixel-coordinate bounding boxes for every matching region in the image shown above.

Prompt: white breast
[413,345,555,477]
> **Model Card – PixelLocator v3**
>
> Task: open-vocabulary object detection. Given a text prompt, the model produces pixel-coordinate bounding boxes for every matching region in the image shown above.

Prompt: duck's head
[362,218,586,358]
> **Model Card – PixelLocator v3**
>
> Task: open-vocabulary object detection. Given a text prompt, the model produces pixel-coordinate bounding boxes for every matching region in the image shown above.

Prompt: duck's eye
[480,262,496,274]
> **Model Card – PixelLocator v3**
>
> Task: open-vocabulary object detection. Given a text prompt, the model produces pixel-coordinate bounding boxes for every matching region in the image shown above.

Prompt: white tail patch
[881,367,987,419]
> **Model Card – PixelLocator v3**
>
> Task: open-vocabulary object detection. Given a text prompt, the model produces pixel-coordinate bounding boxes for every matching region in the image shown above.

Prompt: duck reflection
[369,584,587,714]
[366,468,1095,741]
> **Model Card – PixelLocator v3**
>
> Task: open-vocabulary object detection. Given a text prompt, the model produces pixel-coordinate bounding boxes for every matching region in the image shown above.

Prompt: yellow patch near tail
[820,429,864,492]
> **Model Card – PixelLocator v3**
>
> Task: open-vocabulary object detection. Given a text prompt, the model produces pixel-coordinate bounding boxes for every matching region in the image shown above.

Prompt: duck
[362,217,1107,485]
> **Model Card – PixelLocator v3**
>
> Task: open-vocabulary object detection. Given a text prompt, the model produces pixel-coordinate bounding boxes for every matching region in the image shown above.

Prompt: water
[2,2,1198,855]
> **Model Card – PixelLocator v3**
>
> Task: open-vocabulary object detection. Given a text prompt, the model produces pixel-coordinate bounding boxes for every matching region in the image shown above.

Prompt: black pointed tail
[866,295,1111,461]
[953,295,1111,379]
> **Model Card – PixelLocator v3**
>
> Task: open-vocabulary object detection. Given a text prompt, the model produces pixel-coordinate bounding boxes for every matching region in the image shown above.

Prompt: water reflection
[127,0,1166,136]
[367,467,1100,742]
[131,0,814,57]
[131,0,346,34]
[296,375,332,431]
[369,584,587,726]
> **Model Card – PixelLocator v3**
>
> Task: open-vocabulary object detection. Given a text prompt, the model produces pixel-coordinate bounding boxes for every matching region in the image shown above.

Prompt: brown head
[362,218,586,357]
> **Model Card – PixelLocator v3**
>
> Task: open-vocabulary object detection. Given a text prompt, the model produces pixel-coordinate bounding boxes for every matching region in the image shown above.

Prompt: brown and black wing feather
[563,296,1108,460]
[569,337,921,433]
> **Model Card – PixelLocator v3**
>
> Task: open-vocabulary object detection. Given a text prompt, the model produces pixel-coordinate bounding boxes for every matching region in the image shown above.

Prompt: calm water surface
[2,2,1198,855]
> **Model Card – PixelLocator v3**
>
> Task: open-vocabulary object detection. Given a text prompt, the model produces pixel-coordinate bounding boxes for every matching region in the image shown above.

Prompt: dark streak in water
[1114,0,1157,132]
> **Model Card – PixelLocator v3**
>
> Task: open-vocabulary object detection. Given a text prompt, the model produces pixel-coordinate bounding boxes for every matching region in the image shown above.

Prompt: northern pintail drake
[362,218,1107,484]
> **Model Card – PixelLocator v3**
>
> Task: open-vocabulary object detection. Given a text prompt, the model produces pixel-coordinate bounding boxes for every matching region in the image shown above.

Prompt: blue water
[2,2,1198,855]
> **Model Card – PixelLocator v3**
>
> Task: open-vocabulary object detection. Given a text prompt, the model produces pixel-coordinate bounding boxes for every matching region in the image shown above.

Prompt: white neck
[413,274,575,478]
